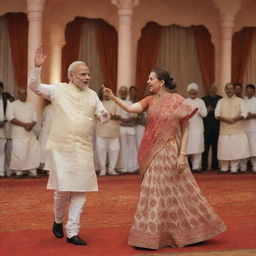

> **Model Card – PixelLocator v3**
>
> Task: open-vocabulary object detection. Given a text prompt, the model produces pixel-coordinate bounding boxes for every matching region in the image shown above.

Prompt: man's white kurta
[185,98,207,154]
[6,100,40,170]
[29,67,108,192]
[215,96,249,160]
[244,96,256,157]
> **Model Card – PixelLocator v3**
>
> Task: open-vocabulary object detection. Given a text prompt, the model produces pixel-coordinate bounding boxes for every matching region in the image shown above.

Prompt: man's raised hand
[34,46,46,67]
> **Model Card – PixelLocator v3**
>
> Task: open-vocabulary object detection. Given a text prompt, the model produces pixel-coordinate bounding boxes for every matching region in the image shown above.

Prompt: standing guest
[234,83,243,98]
[28,47,109,246]
[0,95,6,178]
[38,100,53,174]
[240,84,256,173]
[6,88,40,178]
[129,85,147,148]
[104,67,226,250]
[96,88,120,176]
[185,83,207,173]
[4,94,15,177]
[118,86,139,173]
[215,83,249,173]
[202,84,222,171]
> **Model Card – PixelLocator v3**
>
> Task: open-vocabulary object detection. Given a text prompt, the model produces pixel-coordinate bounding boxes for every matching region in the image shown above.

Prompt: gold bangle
[179,151,186,156]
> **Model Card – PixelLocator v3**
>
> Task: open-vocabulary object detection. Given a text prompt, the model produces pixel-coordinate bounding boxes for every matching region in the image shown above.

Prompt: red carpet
[0,172,256,256]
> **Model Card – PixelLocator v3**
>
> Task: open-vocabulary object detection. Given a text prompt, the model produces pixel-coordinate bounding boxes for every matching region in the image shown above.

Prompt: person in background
[129,85,147,148]
[0,94,6,178]
[96,87,120,176]
[215,83,249,173]
[6,88,40,178]
[234,83,243,98]
[185,83,207,173]
[118,86,139,174]
[202,84,222,171]
[38,100,53,175]
[4,94,15,177]
[240,84,256,173]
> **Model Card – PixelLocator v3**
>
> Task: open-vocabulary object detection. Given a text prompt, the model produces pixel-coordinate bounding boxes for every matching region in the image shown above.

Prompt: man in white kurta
[240,84,256,173]
[118,86,139,173]
[0,97,6,177]
[28,47,108,246]
[96,92,120,176]
[185,83,207,172]
[215,83,249,173]
[6,88,40,178]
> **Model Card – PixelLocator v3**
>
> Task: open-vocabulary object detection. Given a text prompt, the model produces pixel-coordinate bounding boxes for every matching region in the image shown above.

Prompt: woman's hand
[177,153,186,173]
[103,88,115,100]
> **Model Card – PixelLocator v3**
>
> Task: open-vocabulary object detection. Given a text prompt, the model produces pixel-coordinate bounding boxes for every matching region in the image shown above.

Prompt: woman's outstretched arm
[104,88,143,113]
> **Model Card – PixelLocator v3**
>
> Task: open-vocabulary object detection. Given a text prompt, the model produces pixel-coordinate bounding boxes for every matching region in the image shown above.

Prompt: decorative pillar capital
[27,0,46,22]
[111,0,139,15]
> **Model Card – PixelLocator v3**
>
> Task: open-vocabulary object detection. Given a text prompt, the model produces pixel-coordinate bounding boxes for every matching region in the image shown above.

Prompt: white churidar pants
[54,191,86,238]
[96,137,120,172]
[220,160,240,173]
[120,127,139,172]
[188,153,202,170]
[240,157,256,172]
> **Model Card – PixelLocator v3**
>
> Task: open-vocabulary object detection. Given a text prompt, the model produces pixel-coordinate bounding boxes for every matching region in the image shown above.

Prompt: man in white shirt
[185,83,207,173]
[240,84,256,173]
[215,83,249,173]
[118,86,139,173]
[6,88,40,178]
[0,96,6,178]
[96,89,120,176]
[28,47,109,246]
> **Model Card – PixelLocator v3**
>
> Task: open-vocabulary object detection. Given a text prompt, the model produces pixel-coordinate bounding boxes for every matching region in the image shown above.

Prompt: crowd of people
[0,79,255,179]
[186,82,256,174]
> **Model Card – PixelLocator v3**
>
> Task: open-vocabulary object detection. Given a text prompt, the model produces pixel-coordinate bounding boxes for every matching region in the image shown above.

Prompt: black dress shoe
[67,235,87,246]
[52,221,64,238]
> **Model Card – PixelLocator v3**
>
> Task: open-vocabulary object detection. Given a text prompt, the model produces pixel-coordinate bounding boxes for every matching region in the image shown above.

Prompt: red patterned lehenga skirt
[128,136,227,249]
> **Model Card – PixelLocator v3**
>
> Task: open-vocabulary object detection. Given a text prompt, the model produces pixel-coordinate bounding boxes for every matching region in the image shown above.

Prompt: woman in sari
[104,67,227,250]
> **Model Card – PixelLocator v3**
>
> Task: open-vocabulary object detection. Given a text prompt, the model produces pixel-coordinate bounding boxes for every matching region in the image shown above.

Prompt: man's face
[225,84,234,97]
[210,85,217,95]
[18,89,27,102]
[188,89,198,99]
[69,64,91,90]
[246,88,255,98]
[129,88,137,101]
[234,85,243,97]
[119,87,128,100]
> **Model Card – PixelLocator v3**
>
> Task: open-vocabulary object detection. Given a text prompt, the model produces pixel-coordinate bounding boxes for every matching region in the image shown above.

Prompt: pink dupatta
[138,93,197,176]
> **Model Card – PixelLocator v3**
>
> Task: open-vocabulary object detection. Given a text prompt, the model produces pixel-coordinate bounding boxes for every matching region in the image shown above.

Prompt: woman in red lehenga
[104,67,227,250]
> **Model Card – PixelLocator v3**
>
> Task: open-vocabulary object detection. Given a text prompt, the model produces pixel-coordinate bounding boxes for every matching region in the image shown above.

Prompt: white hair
[68,61,87,72]
[187,82,199,92]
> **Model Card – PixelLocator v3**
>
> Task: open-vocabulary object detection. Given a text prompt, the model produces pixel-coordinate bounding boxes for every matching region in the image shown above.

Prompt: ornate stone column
[111,0,139,90]
[49,25,65,83]
[219,15,233,94]
[213,0,243,95]
[27,0,45,114]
